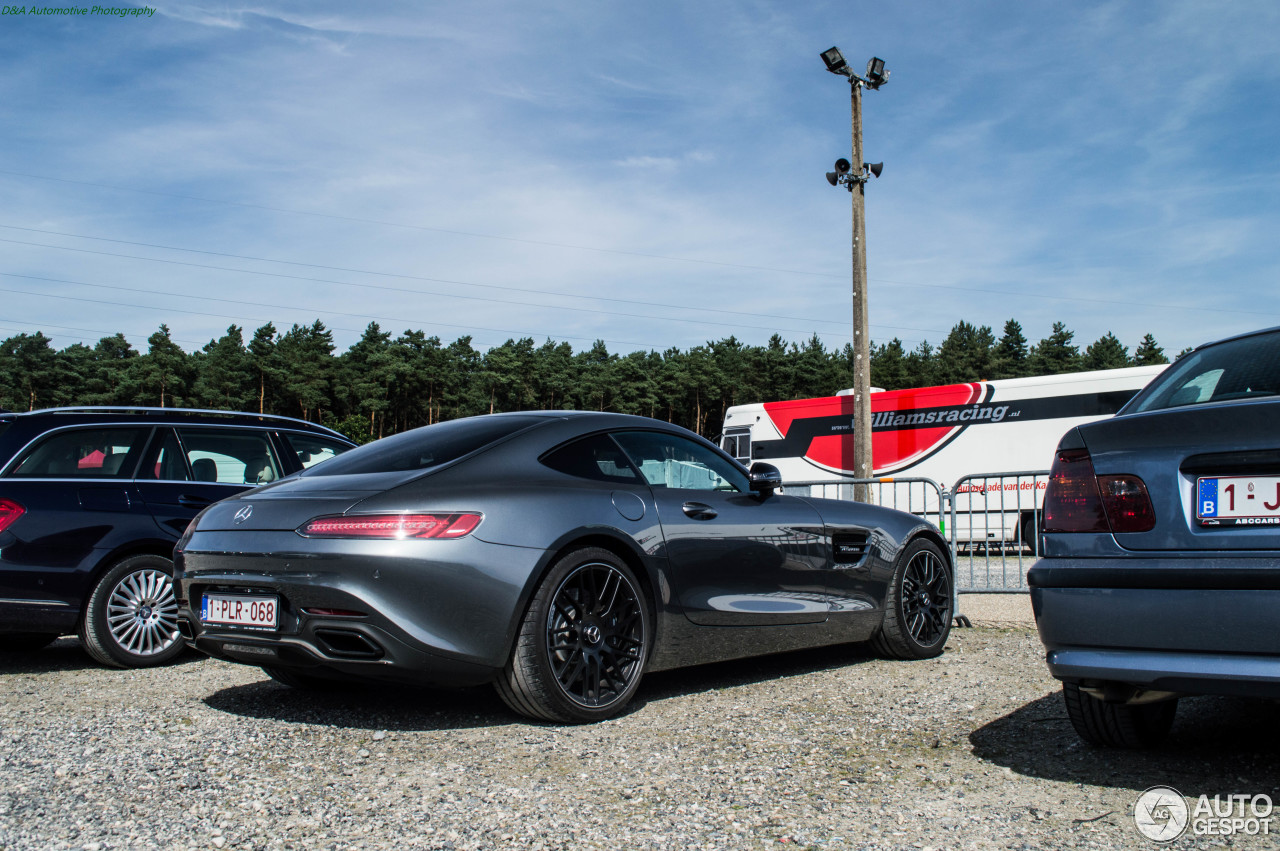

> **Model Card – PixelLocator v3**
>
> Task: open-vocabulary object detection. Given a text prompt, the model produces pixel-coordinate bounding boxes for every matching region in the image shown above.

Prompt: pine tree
[1029,322,1082,375]
[992,319,1030,379]
[1082,332,1130,371]
[1132,333,1169,365]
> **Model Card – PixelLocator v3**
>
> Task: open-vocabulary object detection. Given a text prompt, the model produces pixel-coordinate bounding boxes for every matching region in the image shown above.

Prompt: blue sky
[0,1,1277,361]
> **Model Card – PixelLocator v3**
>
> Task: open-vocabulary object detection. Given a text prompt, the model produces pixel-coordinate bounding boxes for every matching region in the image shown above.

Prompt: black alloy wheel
[873,538,953,660]
[497,547,650,723]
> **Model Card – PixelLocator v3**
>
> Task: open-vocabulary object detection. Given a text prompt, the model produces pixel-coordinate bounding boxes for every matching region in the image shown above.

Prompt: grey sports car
[175,411,952,722]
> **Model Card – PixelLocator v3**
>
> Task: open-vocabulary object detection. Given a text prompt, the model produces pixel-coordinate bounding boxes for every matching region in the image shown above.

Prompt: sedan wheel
[1063,681,1177,748]
[872,538,953,660]
[80,555,184,668]
[497,547,649,723]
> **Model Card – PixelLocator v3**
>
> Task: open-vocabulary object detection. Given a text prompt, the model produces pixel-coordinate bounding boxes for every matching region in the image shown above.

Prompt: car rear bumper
[1029,557,1280,699]
[0,597,79,634]
[175,530,547,686]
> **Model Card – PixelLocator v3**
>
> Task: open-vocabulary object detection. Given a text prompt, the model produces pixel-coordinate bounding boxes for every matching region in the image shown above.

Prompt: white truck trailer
[719,365,1166,546]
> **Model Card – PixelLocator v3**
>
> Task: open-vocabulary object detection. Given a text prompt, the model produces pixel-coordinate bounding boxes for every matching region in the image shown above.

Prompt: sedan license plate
[1196,475,1280,526]
[201,594,279,629]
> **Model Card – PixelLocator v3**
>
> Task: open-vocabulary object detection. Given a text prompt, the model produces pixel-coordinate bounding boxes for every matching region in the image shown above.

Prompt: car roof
[0,406,352,441]
[1186,324,1280,354]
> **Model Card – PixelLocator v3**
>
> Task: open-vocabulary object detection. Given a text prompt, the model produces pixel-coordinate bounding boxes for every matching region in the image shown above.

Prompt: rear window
[8,427,147,479]
[1128,331,1280,413]
[302,415,545,477]
[281,433,353,470]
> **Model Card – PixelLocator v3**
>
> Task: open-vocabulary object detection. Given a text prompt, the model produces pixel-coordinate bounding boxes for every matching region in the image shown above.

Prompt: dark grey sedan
[1031,326,1280,747]
[175,411,952,722]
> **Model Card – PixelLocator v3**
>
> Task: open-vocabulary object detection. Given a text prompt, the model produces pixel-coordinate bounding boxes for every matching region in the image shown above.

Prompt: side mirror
[749,462,783,496]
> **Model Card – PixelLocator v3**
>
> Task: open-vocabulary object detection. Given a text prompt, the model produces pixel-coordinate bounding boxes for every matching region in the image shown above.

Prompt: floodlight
[865,57,889,89]
[821,47,850,76]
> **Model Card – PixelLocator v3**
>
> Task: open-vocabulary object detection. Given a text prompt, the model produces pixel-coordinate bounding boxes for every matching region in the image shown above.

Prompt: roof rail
[24,406,349,440]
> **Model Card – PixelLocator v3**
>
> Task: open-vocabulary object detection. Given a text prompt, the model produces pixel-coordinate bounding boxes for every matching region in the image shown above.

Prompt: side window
[612,431,749,493]
[281,433,352,470]
[140,429,191,481]
[8,427,147,479]
[175,428,281,485]
[541,433,642,484]
[721,430,752,464]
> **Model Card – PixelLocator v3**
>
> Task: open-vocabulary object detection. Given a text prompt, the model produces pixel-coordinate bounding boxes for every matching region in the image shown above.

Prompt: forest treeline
[0,318,1170,443]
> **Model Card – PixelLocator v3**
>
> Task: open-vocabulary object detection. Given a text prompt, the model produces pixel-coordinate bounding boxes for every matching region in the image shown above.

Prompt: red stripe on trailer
[762,382,983,475]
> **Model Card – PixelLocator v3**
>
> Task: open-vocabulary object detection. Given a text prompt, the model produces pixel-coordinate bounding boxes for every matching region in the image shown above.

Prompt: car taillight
[297,513,482,539]
[0,499,25,533]
[1097,475,1156,533]
[1042,449,1155,534]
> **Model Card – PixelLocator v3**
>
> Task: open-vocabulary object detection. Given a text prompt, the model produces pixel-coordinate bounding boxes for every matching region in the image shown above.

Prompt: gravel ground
[2,627,1277,851]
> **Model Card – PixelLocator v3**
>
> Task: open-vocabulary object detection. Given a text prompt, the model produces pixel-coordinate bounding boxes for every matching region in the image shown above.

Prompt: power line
[0,317,205,347]
[0,224,857,327]
[0,238,944,339]
[0,180,1273,320]
[0,234,952,340]
[0,169,844,278]
[0,277,665,350]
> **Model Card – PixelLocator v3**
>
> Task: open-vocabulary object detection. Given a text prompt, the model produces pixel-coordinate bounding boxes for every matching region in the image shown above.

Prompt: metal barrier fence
[948,470,1050,593]
[784,470,1052,598]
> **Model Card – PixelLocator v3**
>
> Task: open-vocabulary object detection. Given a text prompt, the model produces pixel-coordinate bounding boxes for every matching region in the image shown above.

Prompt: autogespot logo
[1134,786,1275,841]
[1134,786,1189,842]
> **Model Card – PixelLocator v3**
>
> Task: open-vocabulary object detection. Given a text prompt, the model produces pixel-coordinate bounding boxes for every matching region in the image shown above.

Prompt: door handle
[681,501,718,520]
[178,495,214,508]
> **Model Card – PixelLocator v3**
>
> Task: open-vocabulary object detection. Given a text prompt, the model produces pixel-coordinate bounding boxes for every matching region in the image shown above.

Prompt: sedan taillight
[297,513,482,539]
[0,499,25,533]
[1097,475,1157,533]
[1043,449,1155,534]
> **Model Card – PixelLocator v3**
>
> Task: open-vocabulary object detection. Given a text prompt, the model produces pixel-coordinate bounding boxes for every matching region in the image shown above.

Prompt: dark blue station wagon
[0,407,354,667]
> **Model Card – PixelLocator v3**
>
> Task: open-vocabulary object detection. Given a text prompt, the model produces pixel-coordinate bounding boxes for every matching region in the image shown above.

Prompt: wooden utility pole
[848,78,873,502]
[822,48,886,502]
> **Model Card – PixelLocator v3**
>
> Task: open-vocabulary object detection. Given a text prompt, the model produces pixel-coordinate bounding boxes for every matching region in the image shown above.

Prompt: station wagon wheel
[80,554,185,668]
[497,547,650,723]
[872,538,953,660]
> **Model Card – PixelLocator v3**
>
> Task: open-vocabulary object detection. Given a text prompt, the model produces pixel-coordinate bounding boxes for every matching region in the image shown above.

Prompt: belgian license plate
[1196,476,1280,526]
[201,594,279,629]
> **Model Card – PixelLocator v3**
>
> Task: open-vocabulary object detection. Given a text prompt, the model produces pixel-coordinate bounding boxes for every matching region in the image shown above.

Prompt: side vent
[832,532,871,565]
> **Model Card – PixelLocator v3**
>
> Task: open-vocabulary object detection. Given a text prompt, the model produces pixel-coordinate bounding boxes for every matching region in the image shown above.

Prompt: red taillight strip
[1042,449,1108,533]
[1097,475,1157,533]
[0,499,25,534]
[297,513,482,539]
[1043,449,1156,534]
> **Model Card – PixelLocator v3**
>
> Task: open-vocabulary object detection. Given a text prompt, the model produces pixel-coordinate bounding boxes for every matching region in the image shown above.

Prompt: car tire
[0,632,61,652]
[261,666,348,691]
[1062,681,1177,748]
[872,538,953,660]
[80,554,184,668]
[496,547,650,724]
[1019,514,1040,556]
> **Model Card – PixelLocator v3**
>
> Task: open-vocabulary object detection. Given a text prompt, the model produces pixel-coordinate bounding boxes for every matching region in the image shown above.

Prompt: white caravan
[720,366,1166,545]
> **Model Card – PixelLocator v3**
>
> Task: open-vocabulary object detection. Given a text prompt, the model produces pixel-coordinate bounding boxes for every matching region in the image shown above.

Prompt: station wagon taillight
[0,499,25,533]
[297,513,482,539]
[1043,449,1155,534]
